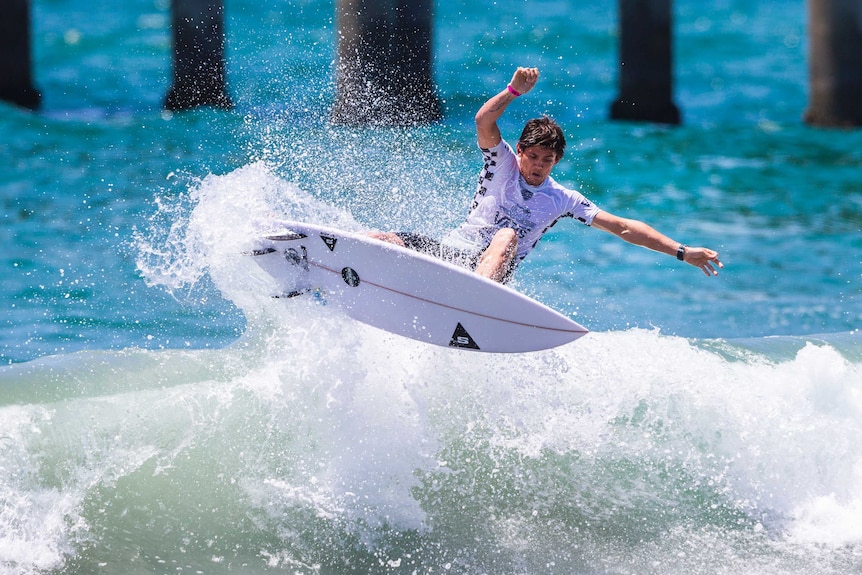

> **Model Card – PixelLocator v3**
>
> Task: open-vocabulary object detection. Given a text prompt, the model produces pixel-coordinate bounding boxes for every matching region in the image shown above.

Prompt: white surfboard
[248,221,588,353]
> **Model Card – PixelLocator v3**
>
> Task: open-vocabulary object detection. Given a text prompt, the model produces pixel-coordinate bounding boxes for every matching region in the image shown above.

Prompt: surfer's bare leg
[366,231,406,247]
[476,228,517,282]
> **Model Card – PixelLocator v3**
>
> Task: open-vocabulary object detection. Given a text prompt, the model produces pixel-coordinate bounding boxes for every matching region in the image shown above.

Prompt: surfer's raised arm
[475,67,539,149]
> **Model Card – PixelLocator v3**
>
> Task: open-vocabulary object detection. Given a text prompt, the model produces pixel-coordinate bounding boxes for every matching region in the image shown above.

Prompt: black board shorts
[394,232,517,284]
[394,233,481,269]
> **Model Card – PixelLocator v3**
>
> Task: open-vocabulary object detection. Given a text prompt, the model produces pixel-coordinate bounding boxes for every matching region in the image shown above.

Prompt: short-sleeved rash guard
[442,139,601,263]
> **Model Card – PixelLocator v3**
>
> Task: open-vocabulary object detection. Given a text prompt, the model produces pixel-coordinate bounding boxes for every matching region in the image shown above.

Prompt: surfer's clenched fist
[509,67,539,97]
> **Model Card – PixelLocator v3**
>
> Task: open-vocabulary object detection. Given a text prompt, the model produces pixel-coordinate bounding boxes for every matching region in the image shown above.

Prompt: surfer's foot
[366,231,406,247]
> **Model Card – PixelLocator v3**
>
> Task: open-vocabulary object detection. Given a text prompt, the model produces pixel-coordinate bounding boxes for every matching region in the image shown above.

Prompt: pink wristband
[507,84,521,97]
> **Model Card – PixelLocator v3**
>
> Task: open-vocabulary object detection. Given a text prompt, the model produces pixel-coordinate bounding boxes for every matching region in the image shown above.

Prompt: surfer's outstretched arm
[591,211,723,277]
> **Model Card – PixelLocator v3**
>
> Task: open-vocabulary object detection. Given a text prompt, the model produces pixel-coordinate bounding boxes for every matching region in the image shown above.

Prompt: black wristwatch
[676,244,687,261]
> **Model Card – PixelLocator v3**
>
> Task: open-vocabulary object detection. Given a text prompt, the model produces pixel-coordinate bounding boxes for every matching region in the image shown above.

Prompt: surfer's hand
[509,67,539,96]
[683,247,723,276]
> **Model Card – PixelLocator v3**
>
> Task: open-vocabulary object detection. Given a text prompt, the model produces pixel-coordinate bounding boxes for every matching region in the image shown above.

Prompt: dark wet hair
[517,116,566,160]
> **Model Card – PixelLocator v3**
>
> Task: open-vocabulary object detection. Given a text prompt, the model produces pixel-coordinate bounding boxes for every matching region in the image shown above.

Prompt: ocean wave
[1,322,860,574]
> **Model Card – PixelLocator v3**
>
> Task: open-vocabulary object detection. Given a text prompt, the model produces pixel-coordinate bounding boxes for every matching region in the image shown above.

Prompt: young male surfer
[371,66,723,283]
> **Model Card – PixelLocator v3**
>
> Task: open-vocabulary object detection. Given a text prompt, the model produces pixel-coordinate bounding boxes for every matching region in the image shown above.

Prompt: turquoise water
[2,1,861,574]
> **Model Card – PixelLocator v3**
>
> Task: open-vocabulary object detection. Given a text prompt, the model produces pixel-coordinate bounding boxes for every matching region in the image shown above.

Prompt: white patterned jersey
[443,139,601,262]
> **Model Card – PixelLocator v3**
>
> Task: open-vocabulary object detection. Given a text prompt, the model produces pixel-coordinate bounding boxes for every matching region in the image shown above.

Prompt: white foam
[0,407,84,574]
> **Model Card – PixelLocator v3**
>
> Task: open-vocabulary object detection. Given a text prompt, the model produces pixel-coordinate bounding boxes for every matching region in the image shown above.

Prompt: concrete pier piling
[331,0,442,126]
[164,0,232,111]
[6,1,860,129]
[0,0,41,110]
[610,0,680,125]
[805,0,862,127]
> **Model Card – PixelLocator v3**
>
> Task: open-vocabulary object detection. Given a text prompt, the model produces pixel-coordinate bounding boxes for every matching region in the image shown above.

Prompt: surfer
[370,66,723,283]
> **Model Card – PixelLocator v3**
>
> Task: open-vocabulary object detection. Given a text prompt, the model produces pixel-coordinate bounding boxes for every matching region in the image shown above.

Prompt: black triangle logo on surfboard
[321,235,337,251]
[449,323,480,350]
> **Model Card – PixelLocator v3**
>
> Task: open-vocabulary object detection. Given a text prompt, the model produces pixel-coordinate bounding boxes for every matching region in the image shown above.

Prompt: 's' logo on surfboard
[449,323,480,350]
[321,235,338,251]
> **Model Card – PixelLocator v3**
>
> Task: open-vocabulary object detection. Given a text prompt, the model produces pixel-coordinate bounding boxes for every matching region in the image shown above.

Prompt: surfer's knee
[494,228,518,254]
[476,228,518,282]
[487,228,518,262]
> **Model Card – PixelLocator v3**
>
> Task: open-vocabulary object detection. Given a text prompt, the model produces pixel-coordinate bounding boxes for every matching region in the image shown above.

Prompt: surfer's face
[517,145,559,187]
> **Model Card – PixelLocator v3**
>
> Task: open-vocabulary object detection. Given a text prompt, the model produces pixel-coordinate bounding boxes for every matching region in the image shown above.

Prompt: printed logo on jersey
[494,202,535,244]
